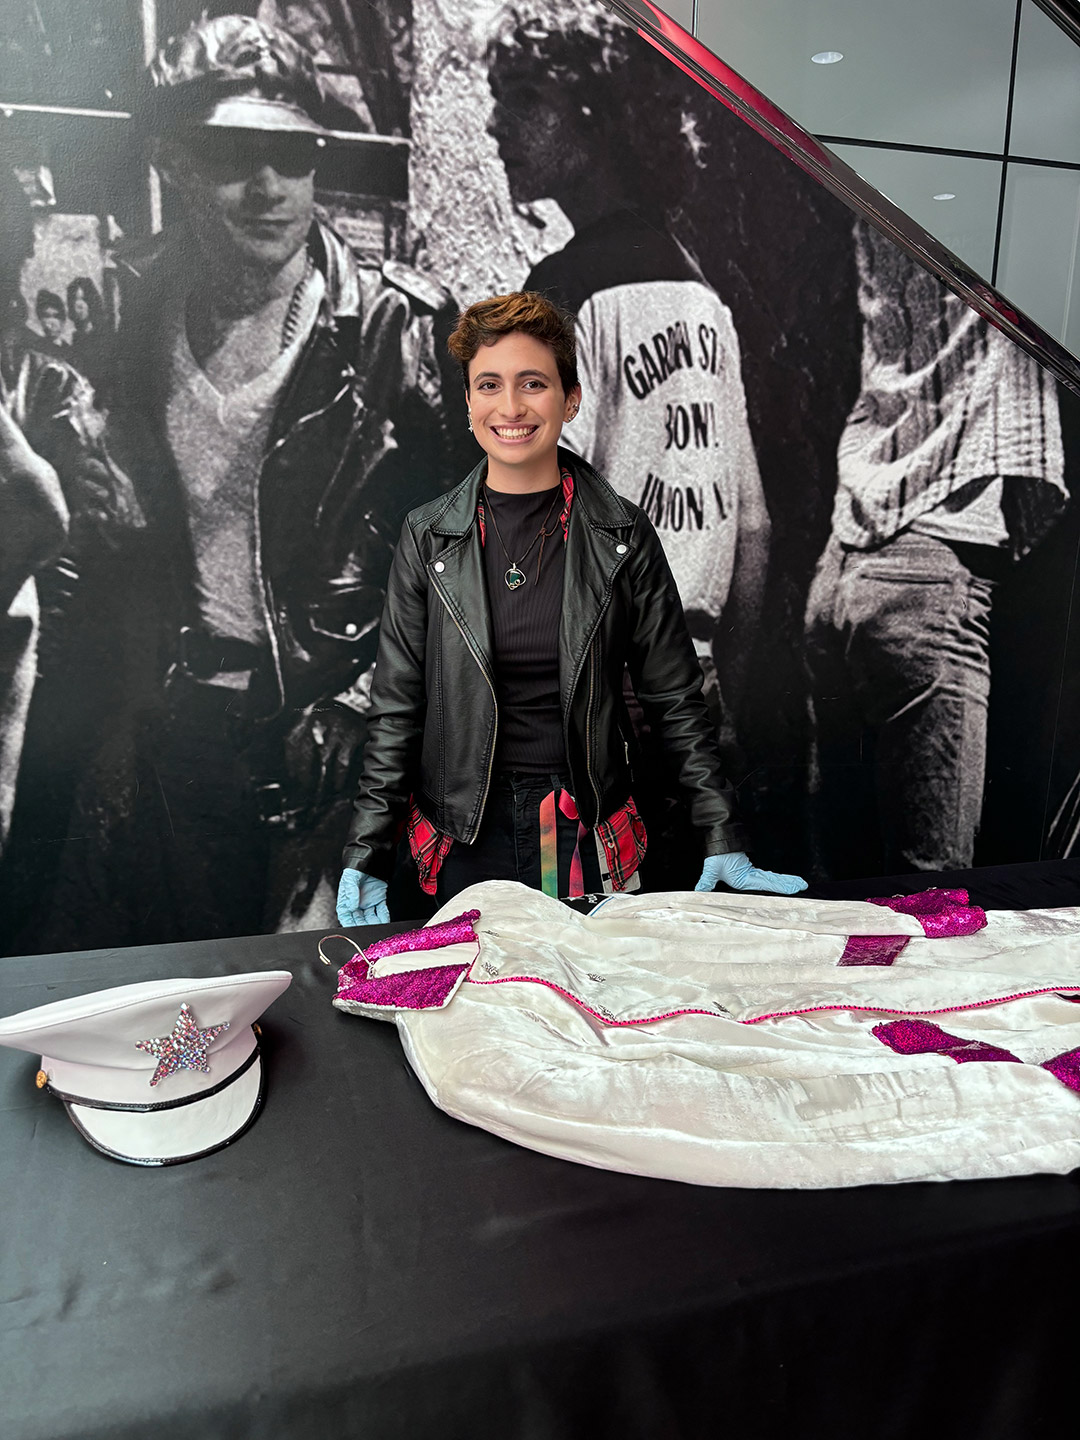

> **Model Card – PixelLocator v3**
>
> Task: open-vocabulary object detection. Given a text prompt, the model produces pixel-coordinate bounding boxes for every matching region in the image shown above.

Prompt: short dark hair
[487,11,708,215]
[67,276,104,328]
[447,291,578,393]
[35,288,65,320]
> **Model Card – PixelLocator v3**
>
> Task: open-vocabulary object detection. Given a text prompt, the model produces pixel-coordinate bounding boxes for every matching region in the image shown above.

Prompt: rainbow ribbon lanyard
[538,787,587,898]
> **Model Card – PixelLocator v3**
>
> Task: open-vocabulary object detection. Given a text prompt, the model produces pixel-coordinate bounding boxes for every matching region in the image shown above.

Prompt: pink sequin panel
[1041,1047,1080,1093]
[867,888,987,939]
[363,909,481,961]
[336,961,471,1011]
[870,887,970,911]
[873,1018,1021,1065]
[838,935,911,966]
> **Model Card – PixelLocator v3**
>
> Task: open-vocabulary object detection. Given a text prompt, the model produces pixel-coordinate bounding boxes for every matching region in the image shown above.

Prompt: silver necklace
[280,250,315,351]
[484,485,561,590]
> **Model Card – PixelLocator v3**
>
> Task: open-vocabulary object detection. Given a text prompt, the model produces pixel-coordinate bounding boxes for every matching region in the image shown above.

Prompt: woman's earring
[467,413,473,433]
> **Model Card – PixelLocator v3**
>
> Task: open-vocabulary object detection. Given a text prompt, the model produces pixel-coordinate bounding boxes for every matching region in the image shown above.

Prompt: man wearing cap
[60,15,459,947]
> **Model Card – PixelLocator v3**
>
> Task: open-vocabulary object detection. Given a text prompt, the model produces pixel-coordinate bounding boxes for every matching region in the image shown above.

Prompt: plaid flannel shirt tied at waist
[405,792,647,898]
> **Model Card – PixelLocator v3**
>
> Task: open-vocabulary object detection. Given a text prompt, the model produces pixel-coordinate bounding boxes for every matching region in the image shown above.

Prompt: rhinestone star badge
[135,1004,230,1088]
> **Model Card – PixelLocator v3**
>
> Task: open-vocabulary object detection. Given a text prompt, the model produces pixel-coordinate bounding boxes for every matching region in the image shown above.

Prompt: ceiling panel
[997,162,1080,352]
[661,0,695,27]
[1009,1,1080,164]
[694,0,1017,152]
[828,144,1003,278]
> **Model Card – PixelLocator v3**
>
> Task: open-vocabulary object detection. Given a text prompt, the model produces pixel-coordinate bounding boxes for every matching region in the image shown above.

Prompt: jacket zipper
[253,463,285,708]
[566,567,618,825]
[584,641,601,821]
[256,311,350,708]
[430,567,498,841]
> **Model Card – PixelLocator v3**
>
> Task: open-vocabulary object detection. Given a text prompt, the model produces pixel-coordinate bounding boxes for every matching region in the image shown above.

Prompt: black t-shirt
[482,484,567,774]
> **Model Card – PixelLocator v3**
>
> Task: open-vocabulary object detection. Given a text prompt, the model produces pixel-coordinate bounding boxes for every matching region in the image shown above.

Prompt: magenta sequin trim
[334,909,479,1012]
[336,961,470,1011]
[867,888,987,939]
[838,934,910,966]
[1041,1047,1080,1093]
[870,887,969,912]
[363,909,480,961]
[876,1024,1080,1093]
[873,1018,1020,1065]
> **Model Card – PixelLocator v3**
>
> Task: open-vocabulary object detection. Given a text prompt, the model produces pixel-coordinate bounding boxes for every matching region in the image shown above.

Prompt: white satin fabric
[372,882,1080,1188]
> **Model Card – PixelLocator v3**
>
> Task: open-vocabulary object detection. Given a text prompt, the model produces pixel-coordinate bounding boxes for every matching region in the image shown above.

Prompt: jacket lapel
[430,460,496,679]
[558,452,635,700]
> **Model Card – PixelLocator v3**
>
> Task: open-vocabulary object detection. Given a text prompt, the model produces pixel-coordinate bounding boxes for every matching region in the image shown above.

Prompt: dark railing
[603,0,1080,397]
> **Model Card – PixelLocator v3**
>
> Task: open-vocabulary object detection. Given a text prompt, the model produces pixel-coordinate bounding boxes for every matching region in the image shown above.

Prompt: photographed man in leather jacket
[44,16,460,947]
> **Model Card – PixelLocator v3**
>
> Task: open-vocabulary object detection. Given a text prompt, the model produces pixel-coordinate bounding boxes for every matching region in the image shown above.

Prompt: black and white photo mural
[1,0,1077,956]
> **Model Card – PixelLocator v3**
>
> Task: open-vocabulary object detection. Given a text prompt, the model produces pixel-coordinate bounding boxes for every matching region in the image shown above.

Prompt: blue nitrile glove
[694,851,808,896]
[336,868,390,926]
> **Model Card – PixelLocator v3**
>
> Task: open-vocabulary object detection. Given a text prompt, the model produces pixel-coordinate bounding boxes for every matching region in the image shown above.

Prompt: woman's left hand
[695,852,807,896]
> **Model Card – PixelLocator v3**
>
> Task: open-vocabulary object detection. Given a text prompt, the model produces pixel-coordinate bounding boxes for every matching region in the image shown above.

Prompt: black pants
[435,773,602,906]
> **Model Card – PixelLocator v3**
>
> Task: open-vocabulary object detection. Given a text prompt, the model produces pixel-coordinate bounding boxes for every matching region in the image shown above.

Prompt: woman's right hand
[336,868,390,926]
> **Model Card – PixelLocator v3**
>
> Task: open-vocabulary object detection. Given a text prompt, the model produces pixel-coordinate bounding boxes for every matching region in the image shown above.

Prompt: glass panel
[693,0,1016,151]
[1009,0,1080,164]
[997,162,1080,351]
[632,0,1080,372]
[828,145,1003,278]
[661,0,695,25]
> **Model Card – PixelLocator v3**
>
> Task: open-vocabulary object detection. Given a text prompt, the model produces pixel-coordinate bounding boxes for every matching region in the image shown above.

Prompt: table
[3,860,1080,1439]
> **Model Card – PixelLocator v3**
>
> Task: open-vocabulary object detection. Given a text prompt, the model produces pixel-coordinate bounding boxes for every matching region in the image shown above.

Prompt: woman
[336,293,804,924]
[66,277,110,403]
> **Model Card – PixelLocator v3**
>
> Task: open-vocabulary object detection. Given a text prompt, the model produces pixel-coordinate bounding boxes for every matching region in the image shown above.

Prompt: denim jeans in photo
[804,532,995,877]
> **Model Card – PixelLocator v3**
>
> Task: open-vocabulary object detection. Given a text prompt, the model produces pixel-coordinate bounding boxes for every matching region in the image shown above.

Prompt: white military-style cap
[0,971,292,1166]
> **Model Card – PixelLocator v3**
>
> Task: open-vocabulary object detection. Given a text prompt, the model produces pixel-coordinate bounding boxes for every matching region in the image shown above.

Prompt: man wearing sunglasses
[62,15,459,947]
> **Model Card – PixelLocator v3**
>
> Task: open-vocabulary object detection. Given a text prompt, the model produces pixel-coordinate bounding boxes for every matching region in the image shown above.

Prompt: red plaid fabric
[595,796,648,891]
[477,467,574,548]
[406,800,454,897]
[406,792,647,897]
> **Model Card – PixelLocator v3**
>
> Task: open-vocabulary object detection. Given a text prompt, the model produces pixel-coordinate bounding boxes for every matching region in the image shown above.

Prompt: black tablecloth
[3,862,1080,1440]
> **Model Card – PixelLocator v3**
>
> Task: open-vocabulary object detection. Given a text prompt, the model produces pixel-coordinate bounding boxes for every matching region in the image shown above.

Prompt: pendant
[505,565,527,590]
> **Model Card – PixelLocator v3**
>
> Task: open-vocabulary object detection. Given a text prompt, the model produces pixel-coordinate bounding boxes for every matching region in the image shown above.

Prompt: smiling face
[467,331,581,491]
[159,127,318,277]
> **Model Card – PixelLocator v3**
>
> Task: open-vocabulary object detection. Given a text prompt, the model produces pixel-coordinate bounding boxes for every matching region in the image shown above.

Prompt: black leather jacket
[108,220,461,721]
[343,449,747,878]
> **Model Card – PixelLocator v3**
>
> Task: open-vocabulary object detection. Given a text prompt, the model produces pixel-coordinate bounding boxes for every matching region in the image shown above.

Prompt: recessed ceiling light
[932,192,957,201]
[811,51,844,64]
